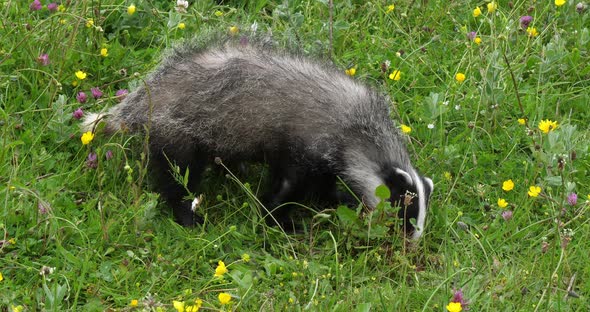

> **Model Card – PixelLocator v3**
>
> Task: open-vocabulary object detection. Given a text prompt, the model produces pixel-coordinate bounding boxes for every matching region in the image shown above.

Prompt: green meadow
[1,0,589,311]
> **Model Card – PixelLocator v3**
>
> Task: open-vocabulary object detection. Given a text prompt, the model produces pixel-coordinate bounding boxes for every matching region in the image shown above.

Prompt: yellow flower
[386,4,395,13]
[474,37,482,45]
[455,73,466,83]
[538,119,558,134]
[345,67,356,76]
[72,80,79,87]
[400,124,411,134]
[527,27,539,37]
[11,306,24,312]
[58,4,65,12]
[214,260,228,277]
[130,299,138,307]
[59,18,66,24]
[446,302,462,312]
[518,118,526,125]
[81,131,94,145]
[528,186,541,197]
[497,198,508,208]
[555,0,566,6]
[194,299,203,308]
[473,7,482,17]
[0,272,3,282]
[487,2,497,13]
[218,292,232,305]
[127,4,136,15]
[389,70,401,81]
[215,10,224,17]
[502,179,514,191]
[173,300,185,312]
[185,305,199,312]
[241,253,251,262]
[86,18,94,28]
[444,171,452,180]
[178,22,186,30]
[100,48,108,57]
[229,26,239,35]
[75,70,87,80]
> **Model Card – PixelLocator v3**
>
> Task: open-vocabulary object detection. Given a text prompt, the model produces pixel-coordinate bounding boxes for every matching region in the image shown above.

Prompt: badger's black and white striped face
[383,168,433,240]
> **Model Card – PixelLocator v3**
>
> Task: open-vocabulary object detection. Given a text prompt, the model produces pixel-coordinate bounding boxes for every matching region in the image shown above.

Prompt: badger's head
[341,147,433,239]
[382,167,433,240]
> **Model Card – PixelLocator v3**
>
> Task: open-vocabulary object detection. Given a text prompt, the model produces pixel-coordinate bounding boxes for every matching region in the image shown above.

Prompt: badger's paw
[173,200,203,227]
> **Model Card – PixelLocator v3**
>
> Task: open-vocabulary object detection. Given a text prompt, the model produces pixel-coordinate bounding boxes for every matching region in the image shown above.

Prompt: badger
[83,34,433,239]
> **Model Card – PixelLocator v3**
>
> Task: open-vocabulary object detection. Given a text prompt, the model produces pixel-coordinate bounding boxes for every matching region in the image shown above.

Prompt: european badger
[83,35,433,239]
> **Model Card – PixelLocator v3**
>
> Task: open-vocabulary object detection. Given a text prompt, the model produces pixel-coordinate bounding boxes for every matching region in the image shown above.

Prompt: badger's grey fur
[83,35,433,239]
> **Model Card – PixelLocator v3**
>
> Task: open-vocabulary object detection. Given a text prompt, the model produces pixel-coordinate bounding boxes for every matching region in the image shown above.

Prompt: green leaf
[544,175,562,186]
[183,167,190,187]
[375,184,390,200]
[336,205,360,226]
[167,11,181,28]
[356,303,372,312]
[230,270,253,291]
[367,224,389,239]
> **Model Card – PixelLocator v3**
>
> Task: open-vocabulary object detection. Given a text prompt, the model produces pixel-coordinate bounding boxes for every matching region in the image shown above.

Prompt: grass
[1,0,589,311]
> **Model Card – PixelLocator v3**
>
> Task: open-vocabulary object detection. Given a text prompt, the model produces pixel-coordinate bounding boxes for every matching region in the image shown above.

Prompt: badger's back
[101,41,404,164]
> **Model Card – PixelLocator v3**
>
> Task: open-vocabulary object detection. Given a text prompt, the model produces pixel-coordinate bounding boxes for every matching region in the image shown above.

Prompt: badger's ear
[393,168,413,186]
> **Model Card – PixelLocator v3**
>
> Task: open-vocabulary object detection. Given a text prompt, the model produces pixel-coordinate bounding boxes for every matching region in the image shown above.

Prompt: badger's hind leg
[149,142,208,226]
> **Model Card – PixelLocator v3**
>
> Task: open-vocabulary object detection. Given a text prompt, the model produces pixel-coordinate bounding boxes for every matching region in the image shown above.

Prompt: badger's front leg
[149,141,207,226]
[264,163,340,229]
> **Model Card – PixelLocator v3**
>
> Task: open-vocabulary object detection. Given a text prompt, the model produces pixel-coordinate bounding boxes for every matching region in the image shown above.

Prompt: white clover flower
[176,0,189,13]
